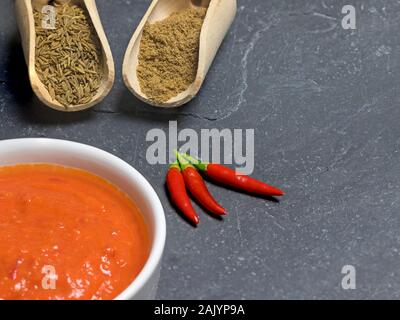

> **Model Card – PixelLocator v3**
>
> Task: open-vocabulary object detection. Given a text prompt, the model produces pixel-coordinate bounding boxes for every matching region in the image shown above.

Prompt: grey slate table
[1,0,400,299]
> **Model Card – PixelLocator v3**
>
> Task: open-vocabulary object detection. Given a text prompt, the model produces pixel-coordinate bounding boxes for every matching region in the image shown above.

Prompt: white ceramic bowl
[0,138,166,300]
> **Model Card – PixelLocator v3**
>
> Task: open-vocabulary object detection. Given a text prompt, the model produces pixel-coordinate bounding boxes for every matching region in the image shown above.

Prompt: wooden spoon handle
[198,0,237,77]
[32,0,49,11]
[191,0,211,7]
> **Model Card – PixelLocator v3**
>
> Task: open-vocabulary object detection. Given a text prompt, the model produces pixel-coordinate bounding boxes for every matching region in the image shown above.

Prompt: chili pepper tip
[193,215,200,225]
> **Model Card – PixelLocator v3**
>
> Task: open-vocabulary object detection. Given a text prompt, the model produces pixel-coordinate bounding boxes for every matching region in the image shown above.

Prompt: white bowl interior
[0,138,166,299]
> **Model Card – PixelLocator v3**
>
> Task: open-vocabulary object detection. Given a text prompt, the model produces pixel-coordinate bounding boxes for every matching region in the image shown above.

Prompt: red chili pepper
[182,154,285,197]
[176,153,226,216]
[166,161,200,225]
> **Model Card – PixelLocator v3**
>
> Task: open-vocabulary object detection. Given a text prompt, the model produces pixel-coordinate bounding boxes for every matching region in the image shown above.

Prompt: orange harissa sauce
[0,164,150,300]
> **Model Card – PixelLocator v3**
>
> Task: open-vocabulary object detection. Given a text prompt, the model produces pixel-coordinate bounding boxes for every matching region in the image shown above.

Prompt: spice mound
[137,7,207,104]
[34,2,103,108]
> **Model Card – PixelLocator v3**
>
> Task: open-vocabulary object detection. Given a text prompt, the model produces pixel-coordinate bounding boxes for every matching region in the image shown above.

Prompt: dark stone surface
[1,0,400,299]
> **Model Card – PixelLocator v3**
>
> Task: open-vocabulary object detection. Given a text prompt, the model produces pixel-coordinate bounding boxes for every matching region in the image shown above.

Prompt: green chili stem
[175,151,193,171]
[169,160,181,171]
[181,153,208,171]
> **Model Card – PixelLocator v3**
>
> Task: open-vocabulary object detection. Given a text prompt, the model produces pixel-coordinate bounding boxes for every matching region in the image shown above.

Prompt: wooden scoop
[15,0,115,112]
[122,0,237,108]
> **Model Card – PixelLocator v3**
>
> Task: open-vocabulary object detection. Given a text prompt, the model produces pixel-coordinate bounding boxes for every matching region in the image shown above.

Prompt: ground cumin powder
[137,8,207,103]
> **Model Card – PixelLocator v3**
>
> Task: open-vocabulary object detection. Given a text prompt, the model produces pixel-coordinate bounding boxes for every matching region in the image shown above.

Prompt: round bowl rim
[0,138,166,300]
